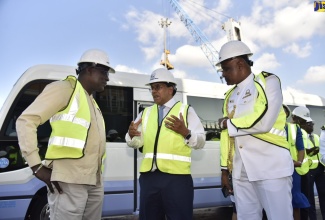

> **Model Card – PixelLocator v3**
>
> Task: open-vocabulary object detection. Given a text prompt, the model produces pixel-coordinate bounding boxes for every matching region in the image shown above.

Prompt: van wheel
[27,193,50,220]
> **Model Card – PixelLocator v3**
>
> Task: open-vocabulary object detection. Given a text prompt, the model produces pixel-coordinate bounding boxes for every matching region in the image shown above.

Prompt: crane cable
[182,0,232,20]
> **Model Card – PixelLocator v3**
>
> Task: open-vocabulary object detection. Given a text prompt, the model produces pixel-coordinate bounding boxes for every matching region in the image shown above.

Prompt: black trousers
[308,164,325,220]
[139,170,194,220]
[300,171,311,220]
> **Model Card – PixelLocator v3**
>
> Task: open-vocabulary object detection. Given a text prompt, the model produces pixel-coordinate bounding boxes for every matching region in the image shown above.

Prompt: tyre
[26,188,49,220]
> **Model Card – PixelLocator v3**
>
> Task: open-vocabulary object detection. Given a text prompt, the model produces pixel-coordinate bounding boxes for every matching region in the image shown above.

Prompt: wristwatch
[185,130,192,140]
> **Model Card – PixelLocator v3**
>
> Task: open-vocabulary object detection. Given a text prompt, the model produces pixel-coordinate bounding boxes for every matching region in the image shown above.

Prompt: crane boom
[168,0,241,83]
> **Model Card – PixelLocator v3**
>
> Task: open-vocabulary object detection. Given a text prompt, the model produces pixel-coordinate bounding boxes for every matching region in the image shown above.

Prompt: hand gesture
[128,119,142,139]
[164,112,188,137]
[32,164,62,194]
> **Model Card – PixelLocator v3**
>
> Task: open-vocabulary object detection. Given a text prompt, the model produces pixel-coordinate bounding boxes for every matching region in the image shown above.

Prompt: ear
[237,59,246,70]
[168,86,174,95]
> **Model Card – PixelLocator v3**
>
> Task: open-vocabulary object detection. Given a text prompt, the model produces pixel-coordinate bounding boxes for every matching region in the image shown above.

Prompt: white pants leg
[233,177,263,220]
[233,166,293,220]
[255,177,293,220]
[48,182,103,220]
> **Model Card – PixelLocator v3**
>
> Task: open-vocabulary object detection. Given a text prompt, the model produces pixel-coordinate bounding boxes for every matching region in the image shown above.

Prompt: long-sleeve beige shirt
[16,78,106,186]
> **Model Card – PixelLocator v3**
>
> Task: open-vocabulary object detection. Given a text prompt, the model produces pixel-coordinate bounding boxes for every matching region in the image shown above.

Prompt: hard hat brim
[215,53,253,66]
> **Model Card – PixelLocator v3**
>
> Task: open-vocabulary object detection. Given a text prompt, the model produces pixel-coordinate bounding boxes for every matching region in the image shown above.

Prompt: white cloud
[283,42,312,58]
[171,69,188,79]
[124,8,165,60]
[115,64,141,74]
[240,1,325,48]
[252,53,280,73]
[283,86,306,94]
[298,65,325,84]
[169,45,210,68]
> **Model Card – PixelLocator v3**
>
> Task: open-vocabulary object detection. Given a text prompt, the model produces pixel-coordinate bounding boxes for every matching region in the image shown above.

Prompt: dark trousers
[301,172,311,220]
[139,170,194,220]
[308,164,325,220]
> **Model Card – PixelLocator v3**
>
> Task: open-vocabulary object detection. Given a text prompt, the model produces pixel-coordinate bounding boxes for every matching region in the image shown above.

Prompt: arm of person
[125,112,144,149]
[320,127,325,164]
[164,106,205,149]
[294,126,305,167]
[185,106,206,149]
[16,81,73,167]
[227,75,283,137]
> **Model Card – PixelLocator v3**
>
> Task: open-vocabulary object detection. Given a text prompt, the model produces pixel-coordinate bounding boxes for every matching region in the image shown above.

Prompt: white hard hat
[292,106,313,122]
[78,49,115,73]
[107,129,118,136]
[145,68,177,86]
[282,104,291,119]
[216,40,253,66]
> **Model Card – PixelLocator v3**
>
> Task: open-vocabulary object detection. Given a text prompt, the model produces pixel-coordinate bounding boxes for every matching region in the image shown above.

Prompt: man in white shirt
[217,40,293,220]
[125,68,205,220]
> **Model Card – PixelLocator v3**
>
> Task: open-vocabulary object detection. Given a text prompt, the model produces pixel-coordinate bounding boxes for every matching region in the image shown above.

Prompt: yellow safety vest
[45,76,91,160]
[301,130,322,169]
[220,72,288,169]
[287,123,309,175]
[140,102,191,174]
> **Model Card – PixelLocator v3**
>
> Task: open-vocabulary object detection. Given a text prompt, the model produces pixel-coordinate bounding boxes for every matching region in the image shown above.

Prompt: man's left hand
[164,113,188,137]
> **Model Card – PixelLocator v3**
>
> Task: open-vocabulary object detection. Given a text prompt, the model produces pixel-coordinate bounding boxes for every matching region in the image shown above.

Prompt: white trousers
[233,167,293,220]
[48,182,104,220]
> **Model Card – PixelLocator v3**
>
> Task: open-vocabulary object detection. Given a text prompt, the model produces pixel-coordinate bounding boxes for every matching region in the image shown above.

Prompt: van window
[95,86,133,143]
[0,81,133,173]
[1,80,51,173]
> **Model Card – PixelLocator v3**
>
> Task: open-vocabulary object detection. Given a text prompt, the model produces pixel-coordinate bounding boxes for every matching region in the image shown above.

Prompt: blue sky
[0,0,324,107]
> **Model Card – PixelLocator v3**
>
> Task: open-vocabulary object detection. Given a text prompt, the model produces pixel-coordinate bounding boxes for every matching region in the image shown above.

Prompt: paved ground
[103,196,322,220]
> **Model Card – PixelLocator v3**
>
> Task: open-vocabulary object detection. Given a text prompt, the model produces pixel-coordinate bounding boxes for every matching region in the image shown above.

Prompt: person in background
[217,40,293,220]
[16,49,115,220]
[107,129,123,142]
[320,124,325,166]
[292,106,325,220]
[283,104,310,220]
[206,130,220,141]
[125,68,205,220]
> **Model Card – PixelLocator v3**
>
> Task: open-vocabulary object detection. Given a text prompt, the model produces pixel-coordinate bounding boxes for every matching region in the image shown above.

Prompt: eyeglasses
[149,84,166,93]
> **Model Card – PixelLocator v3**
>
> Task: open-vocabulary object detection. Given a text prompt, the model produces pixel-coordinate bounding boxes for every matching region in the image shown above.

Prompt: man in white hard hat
[107,129,122,142]
[292,106,325,220]
[284,105,310,220]
[16,49,115,220]
[217,40,293,220]
[125,68,205,219]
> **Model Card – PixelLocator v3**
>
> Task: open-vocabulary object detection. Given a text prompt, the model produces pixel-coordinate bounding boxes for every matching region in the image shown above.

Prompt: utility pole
[158,18,174,70]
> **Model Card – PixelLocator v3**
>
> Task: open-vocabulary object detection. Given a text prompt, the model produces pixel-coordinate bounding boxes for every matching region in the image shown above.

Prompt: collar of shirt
[159,98,176,111]
[236,73,254,90]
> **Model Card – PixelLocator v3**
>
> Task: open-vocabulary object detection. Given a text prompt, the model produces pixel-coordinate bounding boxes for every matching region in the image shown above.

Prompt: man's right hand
[31,164,62,194]
[128,119,142,139]
[221,170,233,195]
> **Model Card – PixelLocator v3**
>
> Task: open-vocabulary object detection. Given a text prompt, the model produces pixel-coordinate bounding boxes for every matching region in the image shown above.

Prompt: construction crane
[168,0,242,83]
[159,18,174,70]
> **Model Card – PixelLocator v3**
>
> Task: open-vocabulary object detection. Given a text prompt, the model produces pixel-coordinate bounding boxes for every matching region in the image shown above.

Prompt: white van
[0,64,232,220]
[1,65,324,219]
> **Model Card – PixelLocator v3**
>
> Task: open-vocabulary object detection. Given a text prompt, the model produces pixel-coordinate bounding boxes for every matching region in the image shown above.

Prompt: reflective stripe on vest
[45,76,91,159]
[269,127,286,137]
[144,152,191,163]
[140,102,191,174]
